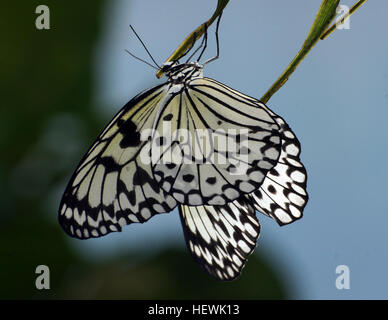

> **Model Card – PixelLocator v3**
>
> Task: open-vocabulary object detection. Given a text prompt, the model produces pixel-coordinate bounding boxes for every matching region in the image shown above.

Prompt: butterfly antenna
[130,25,161,69]
[124,49,159,70]
[203,12,222,66]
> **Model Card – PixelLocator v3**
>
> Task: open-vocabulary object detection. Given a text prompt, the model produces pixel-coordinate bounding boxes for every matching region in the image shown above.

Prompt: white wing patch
[179,197,260,281]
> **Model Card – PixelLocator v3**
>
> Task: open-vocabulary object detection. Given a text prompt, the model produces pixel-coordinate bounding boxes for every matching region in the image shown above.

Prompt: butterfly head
[161,61,203,84]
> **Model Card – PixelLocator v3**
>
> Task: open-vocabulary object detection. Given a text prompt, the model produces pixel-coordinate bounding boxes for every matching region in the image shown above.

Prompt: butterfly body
[59,61,308,280]
[163,61,203,84]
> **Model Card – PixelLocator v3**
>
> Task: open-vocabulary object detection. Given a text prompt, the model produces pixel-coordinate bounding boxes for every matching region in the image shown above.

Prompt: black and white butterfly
[58,16,308,281]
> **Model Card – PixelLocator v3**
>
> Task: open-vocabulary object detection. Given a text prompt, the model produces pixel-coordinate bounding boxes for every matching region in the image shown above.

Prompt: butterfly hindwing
[249,110,308,225]
[179,197,260,281]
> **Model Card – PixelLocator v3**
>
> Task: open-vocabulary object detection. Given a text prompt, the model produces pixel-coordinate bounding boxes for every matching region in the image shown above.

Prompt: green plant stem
[320,0,368,40]
[156,0,229,78]
[260,0,340,103]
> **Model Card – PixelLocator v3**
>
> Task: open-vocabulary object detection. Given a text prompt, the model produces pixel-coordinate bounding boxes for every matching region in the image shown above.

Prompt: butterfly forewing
[59,84,179,239]
[151,77,282,206]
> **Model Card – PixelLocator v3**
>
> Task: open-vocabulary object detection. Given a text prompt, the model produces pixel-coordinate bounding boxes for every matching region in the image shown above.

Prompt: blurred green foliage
[0,1,287,299]
[0,0,106,299]
[60,248,286,299]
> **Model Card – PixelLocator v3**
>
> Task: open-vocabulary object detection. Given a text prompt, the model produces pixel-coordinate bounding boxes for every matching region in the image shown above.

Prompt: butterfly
[58,17,308,281]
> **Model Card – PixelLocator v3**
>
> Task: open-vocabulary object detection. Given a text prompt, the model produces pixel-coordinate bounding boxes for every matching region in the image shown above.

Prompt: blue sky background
[65,0,388,299]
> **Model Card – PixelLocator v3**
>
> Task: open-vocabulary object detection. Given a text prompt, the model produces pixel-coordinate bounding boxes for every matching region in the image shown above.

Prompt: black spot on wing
[166,163,176,169]
[206,177,217,185]
[99,156,121,173]
[163,113,173,121]
[267,184,276,194]
[128,190,136,206]
[118,119,141,148]
[156,136,166,146]
[133,166,160,193]
[183,174,195,183]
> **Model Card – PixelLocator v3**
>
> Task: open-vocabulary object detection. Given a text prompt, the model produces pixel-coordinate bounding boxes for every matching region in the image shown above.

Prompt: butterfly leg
[196,23,209,62]
[203,12,222,65]
[184,28,207,63]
